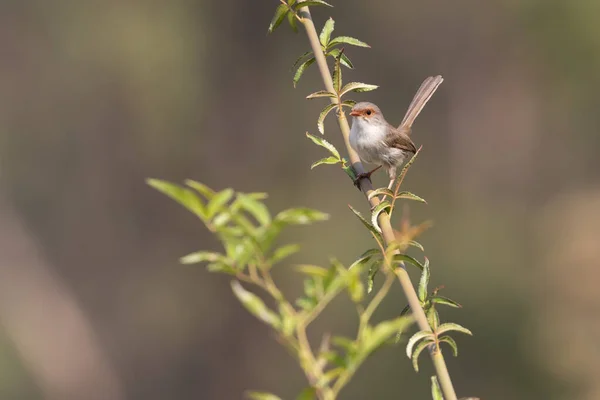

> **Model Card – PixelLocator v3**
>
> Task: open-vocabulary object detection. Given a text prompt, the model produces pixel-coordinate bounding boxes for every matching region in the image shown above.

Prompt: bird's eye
[366,110,372,115]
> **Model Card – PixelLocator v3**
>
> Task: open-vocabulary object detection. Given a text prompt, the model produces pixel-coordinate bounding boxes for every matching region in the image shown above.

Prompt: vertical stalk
[297,4,458,400]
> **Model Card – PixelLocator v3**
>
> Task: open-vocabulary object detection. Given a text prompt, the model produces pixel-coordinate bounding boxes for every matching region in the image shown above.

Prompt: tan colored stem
[298,3,458,400]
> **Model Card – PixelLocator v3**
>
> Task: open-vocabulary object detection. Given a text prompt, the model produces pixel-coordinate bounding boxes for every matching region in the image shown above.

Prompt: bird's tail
[399,75,443,130]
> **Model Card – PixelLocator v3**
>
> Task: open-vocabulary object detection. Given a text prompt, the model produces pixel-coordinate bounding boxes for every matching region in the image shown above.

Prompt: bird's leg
[387,166,397,190]
[353,165,382,189]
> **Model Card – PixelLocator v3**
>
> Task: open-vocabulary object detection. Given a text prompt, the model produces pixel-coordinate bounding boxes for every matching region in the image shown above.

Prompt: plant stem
[297,4,458,399]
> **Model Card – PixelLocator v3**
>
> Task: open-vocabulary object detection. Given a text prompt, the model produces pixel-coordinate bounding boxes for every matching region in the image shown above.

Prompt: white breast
[349,118,387,165]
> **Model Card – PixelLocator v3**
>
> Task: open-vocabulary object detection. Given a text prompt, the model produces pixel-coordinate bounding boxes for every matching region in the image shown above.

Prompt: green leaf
[295,0,333,9]
[292,51,313,70]
[317,103,338,134]
[431,376,443,400]
[287,8,298,32]
[362,317,413,354]
[340,82,379,96]
[427,307,440,331]
[418,257,430,302]
[329,36,370,48]
[305,132,341,158]
[340,99,356,108]
[275,207,329,225]
[270,244,300,264]
[296,387,317,400]
[367,187,394,201]
[348,205,384,245]
[268,4,289,34]
[236,193,271,226]
[346,269,364,303]
[339,53,354,69]
[393,146,422,189]
[295,264,329,277]
[411,338,434,372]
[332,52,342,92]
[406,330,435,358]
[371,201,391,232]
[438,335,458,357]
[326,48,354,69]
[246,391,283,400]
[206,262,237,274]
[293,57,316,87]
[185,179,215,200]
[435,323,473,336]
[400,304,411,316]
[407,240,425,252]
[147,179,207,220]
[367,262,380,293]
[393,254,424,271]
[306,90,337,99]
[430,296,462,308]
[206,188,234,219]
[311,156,341,169]
[349,248,380,270]
[396,191,427,204]
[231,281,281,328]
[180,251,223,265]
[319,17,335,46]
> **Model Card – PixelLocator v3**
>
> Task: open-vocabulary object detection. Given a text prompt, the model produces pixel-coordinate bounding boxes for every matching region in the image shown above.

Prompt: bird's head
[349,102,384,125]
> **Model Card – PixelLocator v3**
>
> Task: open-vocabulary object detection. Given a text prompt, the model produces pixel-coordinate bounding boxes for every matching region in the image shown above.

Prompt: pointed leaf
[287,9,298,32]
[236,193,271,226]
[367,187,394,200]
[295,0,333,9]
[306,90,337,99]
[371,201,391,232]
[268,4,289,33]
[362,317,413,354]
[435,323,473,336]
[317,103,338,134]
[319,18,335,46]
[305,132,341,158]
[329,36,370,48]
[431,376,443,400]
[185,179,215,200]
[411,338,434,372]
[393,146,422,189]
[367,262,380,293]
[406,240,425,252]
[340,99,356,108]
[340,82,379,96]
[431,296,462,308]
[311,156,341,169]
[332,52,342,92]
[326,48,354,69]
[293,57,316,87]
[296,387,316,400]
[396,191,427,204]
[349,248,381,270]
[270,244,300,264]
[427,307,440,331]
[438,335,458,357]
[295,264,329,277]
[348,204,383,245]
[275,207,329,225]
[147,179,207,220]
[180,251,223,265]
[418,257,430,302]
[393,254,424,271]
[232,281,280,328]
[246,392,283,400]
[406,330,434,358]
[292,51,313,70]
[207,188,234,218]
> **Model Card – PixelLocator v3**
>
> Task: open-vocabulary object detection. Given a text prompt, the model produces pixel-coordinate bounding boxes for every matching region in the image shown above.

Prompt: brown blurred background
[0,1,599,399]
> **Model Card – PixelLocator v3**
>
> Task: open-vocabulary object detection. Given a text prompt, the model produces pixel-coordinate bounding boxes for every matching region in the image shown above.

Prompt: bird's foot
[353,166,382,190]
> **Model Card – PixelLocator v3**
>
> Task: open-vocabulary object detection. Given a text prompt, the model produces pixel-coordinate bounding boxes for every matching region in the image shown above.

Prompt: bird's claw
[353,172,372,190]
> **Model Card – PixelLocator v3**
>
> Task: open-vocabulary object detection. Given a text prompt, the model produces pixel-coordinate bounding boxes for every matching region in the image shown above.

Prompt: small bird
[349,75,443,189]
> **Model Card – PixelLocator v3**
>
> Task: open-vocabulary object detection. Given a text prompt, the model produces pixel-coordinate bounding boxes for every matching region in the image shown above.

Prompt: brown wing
[384,126,417,154]
[399,75,443,130]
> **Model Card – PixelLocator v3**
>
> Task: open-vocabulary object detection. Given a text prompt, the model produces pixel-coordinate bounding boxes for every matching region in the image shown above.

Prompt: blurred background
[0,0,599,399]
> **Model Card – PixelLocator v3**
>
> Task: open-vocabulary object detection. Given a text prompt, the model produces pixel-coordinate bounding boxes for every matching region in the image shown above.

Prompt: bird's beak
[350,110,361,116]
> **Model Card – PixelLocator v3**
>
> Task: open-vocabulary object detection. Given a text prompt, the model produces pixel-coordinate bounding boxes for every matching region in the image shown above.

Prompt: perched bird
[349,75,443,189]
